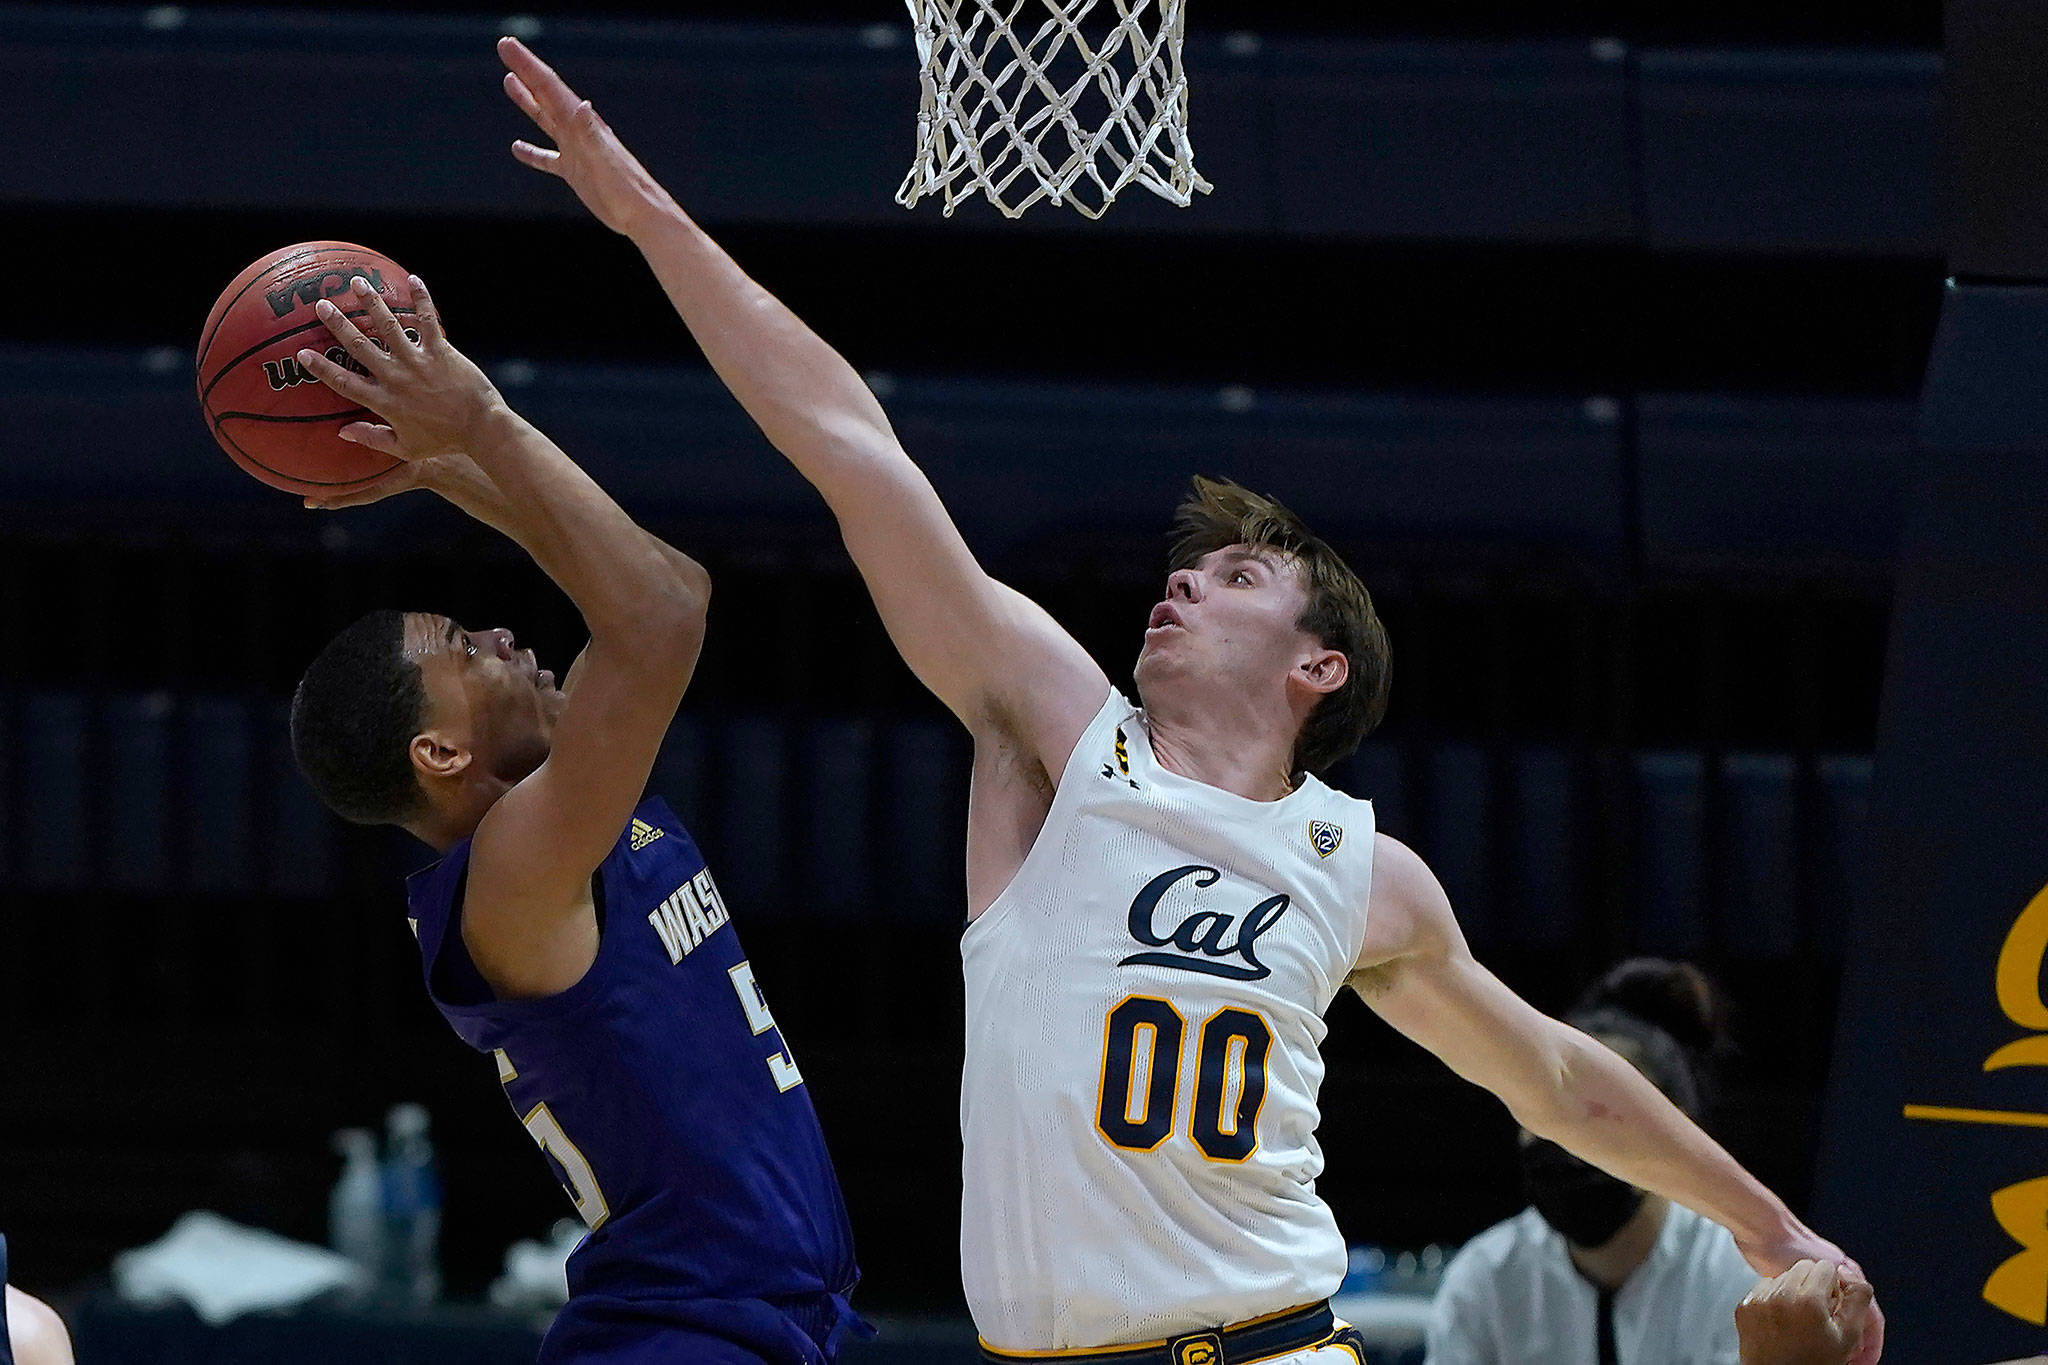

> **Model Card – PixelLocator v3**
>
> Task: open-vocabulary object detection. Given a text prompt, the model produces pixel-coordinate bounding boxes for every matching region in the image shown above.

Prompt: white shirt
[1425,1205,1760,1365]
[960,689,1377,1352]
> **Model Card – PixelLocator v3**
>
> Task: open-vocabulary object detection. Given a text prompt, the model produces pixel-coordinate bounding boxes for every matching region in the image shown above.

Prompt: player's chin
[1135,631,1189,672]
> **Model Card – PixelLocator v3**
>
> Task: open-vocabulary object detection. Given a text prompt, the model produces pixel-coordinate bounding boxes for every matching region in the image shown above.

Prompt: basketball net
[896,0,1211,219]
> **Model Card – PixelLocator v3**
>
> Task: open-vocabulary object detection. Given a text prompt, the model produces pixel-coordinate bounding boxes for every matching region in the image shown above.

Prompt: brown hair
[1569,958,1731,1119]
[1168,476,1391,776]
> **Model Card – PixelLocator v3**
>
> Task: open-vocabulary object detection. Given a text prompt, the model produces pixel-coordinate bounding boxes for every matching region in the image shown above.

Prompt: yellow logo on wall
[1985,882,2048,1325]
[1985,1176,2048,1325]
[1904,879,2048,1325]
[1987,882,2048,1072]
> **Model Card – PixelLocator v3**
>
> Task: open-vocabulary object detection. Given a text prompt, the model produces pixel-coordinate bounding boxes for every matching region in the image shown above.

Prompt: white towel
[112,1211,366,1326]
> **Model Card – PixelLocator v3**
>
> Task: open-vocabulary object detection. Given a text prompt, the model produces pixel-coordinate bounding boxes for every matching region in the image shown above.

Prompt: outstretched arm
[497,37,1106,767]
[1349,833,1881,1363]
[299,280,709,997]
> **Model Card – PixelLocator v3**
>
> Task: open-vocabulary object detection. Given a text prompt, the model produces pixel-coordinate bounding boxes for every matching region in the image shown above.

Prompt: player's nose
[485,627,516,661]
[1167,568,1200,601]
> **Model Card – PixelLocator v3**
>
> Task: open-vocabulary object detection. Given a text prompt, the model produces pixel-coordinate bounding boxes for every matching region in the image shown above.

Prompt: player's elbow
[668,552,713,614]
[647,572,710,645]
[626,554,709,647]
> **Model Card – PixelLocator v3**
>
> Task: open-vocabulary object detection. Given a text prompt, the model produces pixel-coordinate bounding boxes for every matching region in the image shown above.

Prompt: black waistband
[979,1301,1337,1365]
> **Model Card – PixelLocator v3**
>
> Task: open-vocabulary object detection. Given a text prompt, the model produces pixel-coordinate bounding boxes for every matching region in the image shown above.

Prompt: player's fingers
[511,140,564,175]
[1847,1299,1884,1365]
[303,463,415,510]
[567,98,604,143]
[1752,1261,1815,1308]
[498,37,582,126]
[502,71,547,128]
[348,277,414,356]
[1794,1259,1839,1306]
[295,341,379,408]
[337,421,401,453]
[405,275,447,349]
[311,298,388,372]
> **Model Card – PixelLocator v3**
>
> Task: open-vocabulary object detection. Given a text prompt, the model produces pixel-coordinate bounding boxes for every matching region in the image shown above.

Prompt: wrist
[624,195,697,251]
[421,456,510,527]
[459,395,523,456]
[1733,1203,1807,1261]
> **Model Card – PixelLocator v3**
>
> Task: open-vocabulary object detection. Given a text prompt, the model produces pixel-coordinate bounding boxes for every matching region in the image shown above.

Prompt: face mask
[1519,1138,1646,1248]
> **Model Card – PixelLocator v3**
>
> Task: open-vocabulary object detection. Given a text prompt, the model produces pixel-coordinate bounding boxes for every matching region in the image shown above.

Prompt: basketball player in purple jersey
[286,278,864,1363]
[498,35,1885,1365]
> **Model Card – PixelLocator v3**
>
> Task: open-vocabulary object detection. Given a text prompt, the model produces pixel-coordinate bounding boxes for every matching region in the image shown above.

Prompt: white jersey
[961,688,1377,1352]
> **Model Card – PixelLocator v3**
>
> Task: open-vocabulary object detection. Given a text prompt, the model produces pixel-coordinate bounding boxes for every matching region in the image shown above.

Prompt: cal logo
[1310,819,1343,858]
[1171,1334,1222,1365]
[630,817,664,851]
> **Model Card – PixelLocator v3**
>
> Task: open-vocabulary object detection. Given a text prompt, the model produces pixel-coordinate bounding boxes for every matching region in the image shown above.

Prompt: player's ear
[1291,646,1348,698]
[410,731,472,783]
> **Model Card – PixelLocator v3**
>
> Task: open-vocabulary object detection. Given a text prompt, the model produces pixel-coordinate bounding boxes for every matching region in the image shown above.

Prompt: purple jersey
[0,1234,13,1365]
[405,797,862,1361]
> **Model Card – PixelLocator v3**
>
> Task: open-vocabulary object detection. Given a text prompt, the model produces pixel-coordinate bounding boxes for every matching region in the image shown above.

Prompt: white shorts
[1260,1332,1367,1365]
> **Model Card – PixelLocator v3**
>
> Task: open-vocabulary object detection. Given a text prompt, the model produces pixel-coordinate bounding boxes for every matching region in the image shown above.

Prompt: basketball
[196,241,418,495]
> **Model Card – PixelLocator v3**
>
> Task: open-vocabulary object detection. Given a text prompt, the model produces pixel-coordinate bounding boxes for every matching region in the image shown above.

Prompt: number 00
[1095,997,1272,1162]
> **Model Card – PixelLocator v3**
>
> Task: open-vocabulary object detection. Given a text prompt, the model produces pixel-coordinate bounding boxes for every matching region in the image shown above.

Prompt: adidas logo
[630,818,665,851]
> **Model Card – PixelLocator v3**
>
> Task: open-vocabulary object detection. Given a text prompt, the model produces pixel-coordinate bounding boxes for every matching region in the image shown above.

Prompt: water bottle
[328,1127,383,1293]
[382,1102,443,1304]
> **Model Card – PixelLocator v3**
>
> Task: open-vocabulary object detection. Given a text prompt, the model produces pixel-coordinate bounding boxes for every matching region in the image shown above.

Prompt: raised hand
[294,275,505,468]
[1736,1259,1879,1365]
[499,36,678,237]
[300,448,504,515]
[1732,1223,1883,1365]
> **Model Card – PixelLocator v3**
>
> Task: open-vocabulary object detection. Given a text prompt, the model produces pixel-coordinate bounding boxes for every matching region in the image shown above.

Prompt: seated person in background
[1425,959,1760,1365]
[2,1236,75,1365]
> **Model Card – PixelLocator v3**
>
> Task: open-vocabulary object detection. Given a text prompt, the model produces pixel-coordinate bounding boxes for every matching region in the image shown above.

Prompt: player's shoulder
[1027,684,1133,783]
[1296,767,1377,821]
[1362,831,1460,952]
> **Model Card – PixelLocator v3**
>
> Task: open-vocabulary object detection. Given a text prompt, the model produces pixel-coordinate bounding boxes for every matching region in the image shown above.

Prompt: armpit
[1346,960,1398,1002]
[975,699,1057,802]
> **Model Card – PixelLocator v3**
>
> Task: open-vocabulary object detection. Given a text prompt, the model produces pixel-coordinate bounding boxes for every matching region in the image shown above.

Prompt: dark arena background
[5,0,2044,1361]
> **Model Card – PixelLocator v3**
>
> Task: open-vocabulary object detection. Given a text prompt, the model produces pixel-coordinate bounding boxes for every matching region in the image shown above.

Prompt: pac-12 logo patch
[1309,819,1344,858]
[1172,1334,1222,1365]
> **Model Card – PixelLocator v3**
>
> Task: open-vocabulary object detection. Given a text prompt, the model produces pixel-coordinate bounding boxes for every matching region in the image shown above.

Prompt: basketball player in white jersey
[496,37,1883,1365]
